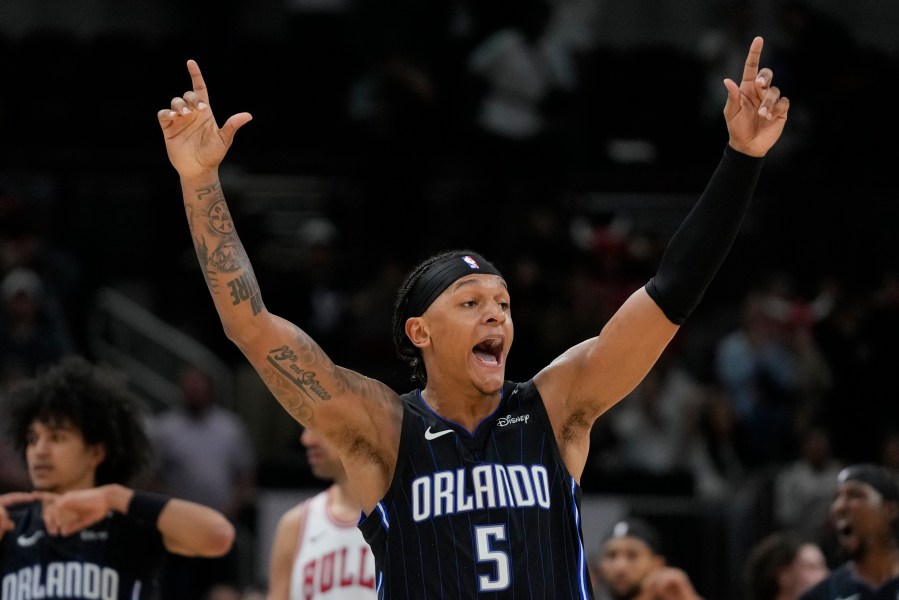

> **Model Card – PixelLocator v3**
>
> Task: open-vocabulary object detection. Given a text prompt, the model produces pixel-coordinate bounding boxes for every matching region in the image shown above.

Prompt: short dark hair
[0,355,153,485]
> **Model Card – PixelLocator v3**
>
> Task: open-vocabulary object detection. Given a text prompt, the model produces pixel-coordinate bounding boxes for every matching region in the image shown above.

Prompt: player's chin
[28,472,52,489]
[472,364,505,387]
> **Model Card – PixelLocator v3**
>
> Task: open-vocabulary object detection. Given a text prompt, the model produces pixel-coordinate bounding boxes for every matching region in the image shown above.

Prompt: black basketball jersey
[799,563,899,600]
[0,500,167,600]
[358,379,595,599]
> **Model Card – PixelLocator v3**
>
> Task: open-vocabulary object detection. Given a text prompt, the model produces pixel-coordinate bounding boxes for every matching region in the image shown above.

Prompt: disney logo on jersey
[80,530,109,542]
[496,414,529,428]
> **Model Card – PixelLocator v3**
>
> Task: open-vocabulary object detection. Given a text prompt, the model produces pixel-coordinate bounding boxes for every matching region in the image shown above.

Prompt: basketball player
[799,463,899,599]
[157,36,788,597]
[267,426,376,600]
[0,355,236,600]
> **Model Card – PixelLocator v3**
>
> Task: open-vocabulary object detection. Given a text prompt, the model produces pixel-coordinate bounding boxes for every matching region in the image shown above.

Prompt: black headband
[604,518,663,554]
[404,252,502,321]
[838,464,899,502]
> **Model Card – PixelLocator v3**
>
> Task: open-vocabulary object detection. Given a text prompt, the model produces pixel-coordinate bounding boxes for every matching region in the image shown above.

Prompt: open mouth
[835,521,853,539]
[473,337,503,365]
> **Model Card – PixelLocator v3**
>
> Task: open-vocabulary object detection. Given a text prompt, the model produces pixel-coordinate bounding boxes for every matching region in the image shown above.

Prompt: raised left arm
[535,36,789,478]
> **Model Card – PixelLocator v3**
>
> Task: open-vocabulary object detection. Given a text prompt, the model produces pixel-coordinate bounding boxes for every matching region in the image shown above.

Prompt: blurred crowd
[2,0,898,597]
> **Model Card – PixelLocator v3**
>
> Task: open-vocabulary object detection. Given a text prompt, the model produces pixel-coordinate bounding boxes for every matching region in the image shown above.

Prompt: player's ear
[88,442,107,469]
[884,499,899,524]
[405,317,431,349]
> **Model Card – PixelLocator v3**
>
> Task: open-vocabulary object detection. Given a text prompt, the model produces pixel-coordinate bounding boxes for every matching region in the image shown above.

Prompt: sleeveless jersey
[0,500,166,600]
[289,488,377,600]
[358,379,595,599]
[799,563,899,600]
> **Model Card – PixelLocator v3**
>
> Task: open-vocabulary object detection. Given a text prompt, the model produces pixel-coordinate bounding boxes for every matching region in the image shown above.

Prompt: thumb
[221,112,253,148]
[721,78,742,122]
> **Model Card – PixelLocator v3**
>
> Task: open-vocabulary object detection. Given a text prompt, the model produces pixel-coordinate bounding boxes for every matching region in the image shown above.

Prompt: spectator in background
[686,385,749,502]
[267,425,375,599]
[467,0,577,148]
[799,464,899,599]
[602,358,704,492]
[0,267,74,385]
[742,530,829,600]
[149,364,257,600]
[465,0,578,242]
[593,517,704,600]
[0,355,235,600]
[714,288,802,467]
[772,425,843,548]
[0,178,86,343]
[0,438,30,494]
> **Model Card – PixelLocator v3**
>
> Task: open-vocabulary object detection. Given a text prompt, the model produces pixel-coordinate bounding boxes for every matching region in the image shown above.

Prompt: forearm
[180,174,266,344]
[156,497,235,556]
[645,145,763,324]
[115,485,235,557]
[179,177,354,432]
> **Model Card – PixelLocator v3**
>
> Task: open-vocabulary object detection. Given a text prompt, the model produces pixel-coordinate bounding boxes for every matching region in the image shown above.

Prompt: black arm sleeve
[645,145,764,324]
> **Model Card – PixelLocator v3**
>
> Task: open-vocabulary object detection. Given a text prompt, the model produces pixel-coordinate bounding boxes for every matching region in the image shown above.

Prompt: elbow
[222,318,263,351]
[222,320,245,345]
[219,300,273,347]
[202,518,237,557]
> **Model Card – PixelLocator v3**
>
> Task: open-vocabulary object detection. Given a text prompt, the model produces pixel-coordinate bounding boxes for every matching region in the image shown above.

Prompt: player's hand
[722,36,789,157]
[0,492,41,541]
[636,566,703,600]
[38,489,110,537]
[157,59,253,181]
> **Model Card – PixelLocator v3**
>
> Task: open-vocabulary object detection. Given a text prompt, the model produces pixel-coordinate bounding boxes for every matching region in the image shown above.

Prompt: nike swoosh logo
[17,531,45,547]
[424,426,454,441]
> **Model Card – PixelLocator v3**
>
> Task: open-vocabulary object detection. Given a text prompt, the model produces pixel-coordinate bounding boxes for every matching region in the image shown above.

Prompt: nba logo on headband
[462,256,480,269]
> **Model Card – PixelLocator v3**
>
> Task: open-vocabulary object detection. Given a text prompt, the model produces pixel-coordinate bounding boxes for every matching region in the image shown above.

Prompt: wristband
[128,490,171,525]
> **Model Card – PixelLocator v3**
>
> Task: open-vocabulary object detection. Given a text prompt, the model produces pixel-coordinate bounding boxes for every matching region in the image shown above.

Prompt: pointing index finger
[741,36,764,84]
[186,59,210,104]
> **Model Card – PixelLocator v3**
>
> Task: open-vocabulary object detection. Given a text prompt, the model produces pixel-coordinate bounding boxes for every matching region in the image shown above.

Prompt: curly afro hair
[0,355,153,485]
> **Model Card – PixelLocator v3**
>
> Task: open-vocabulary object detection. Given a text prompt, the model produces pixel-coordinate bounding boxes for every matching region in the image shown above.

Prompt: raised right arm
[157,60,401,510]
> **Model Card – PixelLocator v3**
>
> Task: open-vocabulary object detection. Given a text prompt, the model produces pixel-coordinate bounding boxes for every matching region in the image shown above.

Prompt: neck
[329,482,362,522]
[854,546,899,587]
[421,386,502,433]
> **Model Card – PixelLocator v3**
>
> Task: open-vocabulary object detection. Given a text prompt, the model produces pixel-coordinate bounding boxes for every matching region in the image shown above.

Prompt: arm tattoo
[207,199,234,234]
[260,367,314,424]
[267,345,332,402]
[227,272,263,315]
[187,182,260,310]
